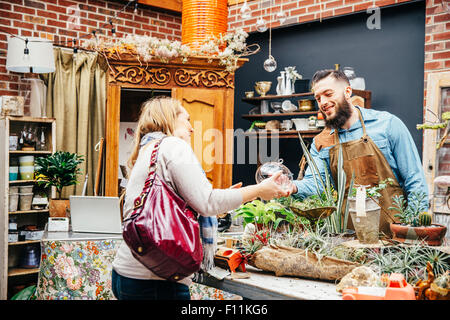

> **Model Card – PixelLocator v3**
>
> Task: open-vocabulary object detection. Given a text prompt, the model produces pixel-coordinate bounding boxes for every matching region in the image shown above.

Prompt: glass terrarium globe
[256,17,268,32]
[264,55,277,72]
[255,159,293,191]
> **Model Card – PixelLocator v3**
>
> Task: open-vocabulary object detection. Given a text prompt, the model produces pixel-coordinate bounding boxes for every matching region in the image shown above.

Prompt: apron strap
[333,107,367,144]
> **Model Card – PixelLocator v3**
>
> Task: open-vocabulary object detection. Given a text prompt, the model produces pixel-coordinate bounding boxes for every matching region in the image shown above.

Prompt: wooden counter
[197,266,342,300]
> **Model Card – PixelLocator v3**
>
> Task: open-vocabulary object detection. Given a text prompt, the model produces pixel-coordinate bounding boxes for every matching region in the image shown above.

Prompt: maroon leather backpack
[122,138,203,282]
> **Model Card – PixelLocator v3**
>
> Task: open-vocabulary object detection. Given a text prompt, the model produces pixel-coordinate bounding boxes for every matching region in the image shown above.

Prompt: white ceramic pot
[292,118,309,131]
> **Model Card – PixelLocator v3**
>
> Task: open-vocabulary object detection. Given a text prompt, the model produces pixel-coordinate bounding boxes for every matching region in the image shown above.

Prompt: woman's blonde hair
[127,96,183,170]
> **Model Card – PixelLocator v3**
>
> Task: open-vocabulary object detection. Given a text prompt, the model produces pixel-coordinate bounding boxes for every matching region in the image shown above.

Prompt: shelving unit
[0,116,56,300]
[241,90,372,139]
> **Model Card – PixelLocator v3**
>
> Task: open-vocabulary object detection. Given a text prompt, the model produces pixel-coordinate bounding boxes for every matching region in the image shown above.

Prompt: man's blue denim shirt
[293,106,429,206]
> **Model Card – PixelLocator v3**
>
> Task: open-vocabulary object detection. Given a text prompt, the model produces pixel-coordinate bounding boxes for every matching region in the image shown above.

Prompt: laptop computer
[70,196,122,234]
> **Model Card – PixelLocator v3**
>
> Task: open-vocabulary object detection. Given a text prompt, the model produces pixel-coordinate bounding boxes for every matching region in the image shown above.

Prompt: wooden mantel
[105,54,247,196]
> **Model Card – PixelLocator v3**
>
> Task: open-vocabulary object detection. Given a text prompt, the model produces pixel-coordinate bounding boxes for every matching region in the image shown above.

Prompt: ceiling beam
[137,0,182,13]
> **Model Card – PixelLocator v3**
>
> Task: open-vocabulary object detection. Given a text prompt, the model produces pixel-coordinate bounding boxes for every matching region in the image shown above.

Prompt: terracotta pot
[49,199,70,218]
[389,223,447,246]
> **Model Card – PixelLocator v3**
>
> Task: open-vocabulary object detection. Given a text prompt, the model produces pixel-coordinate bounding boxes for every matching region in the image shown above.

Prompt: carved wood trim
[109,64,234,89]
[109,65,171,86]
[174,69,234,89]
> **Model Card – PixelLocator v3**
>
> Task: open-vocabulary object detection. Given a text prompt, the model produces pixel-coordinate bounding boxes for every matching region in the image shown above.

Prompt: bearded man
[290,69,429,235]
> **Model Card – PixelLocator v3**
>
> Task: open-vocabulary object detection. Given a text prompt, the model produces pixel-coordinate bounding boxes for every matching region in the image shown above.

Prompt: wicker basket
[182,0,228,50]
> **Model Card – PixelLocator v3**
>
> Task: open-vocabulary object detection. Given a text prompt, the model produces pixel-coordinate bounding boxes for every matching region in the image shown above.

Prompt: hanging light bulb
[23,38,30,62]
[134,0,138,14]
[72,39,78,61]
[256,17,267,32]
[263,0,277,72]
[276,10,287,25]
[264,55,277,72]
[240,0,251,19]
[110,20,116,37]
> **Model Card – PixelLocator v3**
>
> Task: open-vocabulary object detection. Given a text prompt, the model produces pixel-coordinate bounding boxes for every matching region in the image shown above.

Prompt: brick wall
[0,0,182,97]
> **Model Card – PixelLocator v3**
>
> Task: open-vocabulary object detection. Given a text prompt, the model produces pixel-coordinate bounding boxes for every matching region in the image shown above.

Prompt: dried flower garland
[81,28,259,72]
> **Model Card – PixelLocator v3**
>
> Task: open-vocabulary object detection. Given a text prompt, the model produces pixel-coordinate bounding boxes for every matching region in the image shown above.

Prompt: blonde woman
[112,96,293,300]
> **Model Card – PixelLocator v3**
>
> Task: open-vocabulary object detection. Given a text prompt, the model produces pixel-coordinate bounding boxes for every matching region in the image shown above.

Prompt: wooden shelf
[242,111,319,120]
[242,92,314,105]
[8,268,40,277]
[9,180,36,185]
[8,240,40,246]
[244,129,322,139]
[9,150,52,155]
[9,209,49,215]
[3,116,55,123]
[242,89,371,106]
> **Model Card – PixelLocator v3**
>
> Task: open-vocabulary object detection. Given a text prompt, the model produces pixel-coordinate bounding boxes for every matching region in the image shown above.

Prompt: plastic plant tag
[356,186,367,217]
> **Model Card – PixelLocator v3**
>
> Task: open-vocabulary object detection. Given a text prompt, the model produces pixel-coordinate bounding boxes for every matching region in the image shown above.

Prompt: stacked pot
[9,185,34,212]
[19,155,35,180]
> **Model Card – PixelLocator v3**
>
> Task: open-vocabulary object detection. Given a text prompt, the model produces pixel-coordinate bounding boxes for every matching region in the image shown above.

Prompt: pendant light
[240,0,251,19]
[256,0,267,32]
[263,0,276,72]
[276,10,287,25]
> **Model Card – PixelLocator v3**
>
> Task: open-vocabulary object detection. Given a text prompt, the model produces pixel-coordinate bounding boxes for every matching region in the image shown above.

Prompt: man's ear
[344,85,352,100]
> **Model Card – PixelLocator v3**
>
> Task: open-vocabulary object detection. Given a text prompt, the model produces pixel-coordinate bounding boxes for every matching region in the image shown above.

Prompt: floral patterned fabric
[190,283,242,300]
[36,239,241,300]
[36,240,121,300]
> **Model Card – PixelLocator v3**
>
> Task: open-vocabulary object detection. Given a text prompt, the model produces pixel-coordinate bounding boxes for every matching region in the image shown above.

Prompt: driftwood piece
[249,245,359,281]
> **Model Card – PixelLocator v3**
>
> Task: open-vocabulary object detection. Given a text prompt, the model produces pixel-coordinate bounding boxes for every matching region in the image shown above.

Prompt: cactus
[419,211,432,226]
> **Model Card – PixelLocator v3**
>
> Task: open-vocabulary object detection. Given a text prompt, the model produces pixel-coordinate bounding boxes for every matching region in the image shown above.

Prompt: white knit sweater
[112,136,242,286]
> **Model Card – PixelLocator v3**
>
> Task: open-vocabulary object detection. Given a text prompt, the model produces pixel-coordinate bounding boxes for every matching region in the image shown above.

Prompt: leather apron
[328,108,405,235]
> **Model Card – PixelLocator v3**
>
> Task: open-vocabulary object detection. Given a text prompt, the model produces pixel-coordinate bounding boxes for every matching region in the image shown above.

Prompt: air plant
[365,242,449,284]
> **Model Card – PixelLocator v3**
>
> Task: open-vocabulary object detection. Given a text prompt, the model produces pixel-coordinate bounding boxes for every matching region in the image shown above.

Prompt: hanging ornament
[256,0,267,32]
[264,55,277,72]
[256,17,268,32]
[263,0,277,72]
[276,10,287,25]
[240,0,251,19]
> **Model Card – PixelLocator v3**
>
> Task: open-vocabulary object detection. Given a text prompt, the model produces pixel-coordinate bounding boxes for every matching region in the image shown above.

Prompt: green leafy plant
[234,199,289,230]
[34,151,84,200]
[389,191,429,227]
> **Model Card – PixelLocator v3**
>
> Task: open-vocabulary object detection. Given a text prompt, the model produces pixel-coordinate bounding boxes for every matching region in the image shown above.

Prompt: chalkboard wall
[232,0,425,186]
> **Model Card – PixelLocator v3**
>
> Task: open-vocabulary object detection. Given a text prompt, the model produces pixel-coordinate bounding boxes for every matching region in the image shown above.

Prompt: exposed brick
[47,19,67,29]
[24,0,45,10]
[13,20,35,30]
[13,5,36,15]
[326,0,344,9]
[36,10,57,19]
[0,10,23,20]
[433,51,450,60]
[434,13,450,23]
[434,31,450,41]
[47,4,67,14]
[23,15,45,25]
[425,60,444,70]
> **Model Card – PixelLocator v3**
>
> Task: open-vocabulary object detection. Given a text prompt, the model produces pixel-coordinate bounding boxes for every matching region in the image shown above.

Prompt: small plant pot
[9,193,19,212]
[49,199,70,218]
[348,197,381,244]
[19,193,33,211]
[19,185,33,193]
[389,223,447,246]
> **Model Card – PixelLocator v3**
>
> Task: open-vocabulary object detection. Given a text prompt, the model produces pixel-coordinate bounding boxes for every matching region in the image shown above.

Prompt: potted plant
[389,191,447,246]
[347,179,394,244]
[35,151,84,217]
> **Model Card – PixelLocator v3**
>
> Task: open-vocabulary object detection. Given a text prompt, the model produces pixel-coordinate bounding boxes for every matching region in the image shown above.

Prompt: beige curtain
[41,47,108,197]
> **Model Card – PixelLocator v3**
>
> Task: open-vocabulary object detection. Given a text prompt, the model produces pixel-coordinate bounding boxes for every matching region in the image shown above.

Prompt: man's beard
[321,97,352,129]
